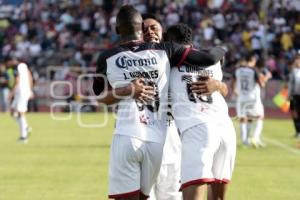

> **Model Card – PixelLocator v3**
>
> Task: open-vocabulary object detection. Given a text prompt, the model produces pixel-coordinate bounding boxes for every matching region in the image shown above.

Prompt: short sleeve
[159,42,188,66]
[160,42,225,67]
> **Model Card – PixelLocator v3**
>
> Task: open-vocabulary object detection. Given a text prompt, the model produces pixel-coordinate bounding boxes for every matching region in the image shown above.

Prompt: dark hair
[245,52,257,62]
[165,23,192,45]
[116,5,142,35]
[256,58,265,69]
[142,13,162,25]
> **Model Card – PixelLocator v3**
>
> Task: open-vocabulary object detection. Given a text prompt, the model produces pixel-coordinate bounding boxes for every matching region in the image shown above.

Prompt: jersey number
[241,79,249,91]
[181,75,213,104]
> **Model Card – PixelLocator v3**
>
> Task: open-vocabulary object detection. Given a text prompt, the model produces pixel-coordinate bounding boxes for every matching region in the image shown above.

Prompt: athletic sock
[253,119,263,141]
[240,122,248,144]
[15,117,22,138]
[247,122,252,138]
[20,116,28,139]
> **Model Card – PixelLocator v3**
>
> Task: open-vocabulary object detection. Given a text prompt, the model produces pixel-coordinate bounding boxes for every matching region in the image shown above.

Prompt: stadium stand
[0,0,299,116]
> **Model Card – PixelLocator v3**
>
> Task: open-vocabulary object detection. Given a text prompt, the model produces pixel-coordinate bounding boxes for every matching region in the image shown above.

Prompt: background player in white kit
[232,54,265,147]
[142,14,182,200]
[7,57,33,143]
[93,5,225,200]
[165,23,236,200]
[253,59,272,147]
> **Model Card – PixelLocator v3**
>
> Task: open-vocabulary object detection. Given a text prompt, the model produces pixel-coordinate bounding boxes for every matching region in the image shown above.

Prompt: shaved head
[116,5,143,37]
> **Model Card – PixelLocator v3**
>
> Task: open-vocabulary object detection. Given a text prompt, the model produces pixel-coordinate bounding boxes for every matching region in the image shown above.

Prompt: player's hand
[130,78,155,103]
[191,77,220,95]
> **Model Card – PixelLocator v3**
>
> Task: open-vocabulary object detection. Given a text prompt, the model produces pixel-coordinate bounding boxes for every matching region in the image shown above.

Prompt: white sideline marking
[264,137,300,156]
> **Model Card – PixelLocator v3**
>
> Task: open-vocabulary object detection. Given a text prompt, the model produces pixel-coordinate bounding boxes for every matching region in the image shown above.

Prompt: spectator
[0,0,299,82]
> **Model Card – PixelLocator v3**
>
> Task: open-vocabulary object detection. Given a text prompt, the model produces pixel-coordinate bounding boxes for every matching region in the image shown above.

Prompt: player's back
[170,62,229,133]
[95,41,225,143]
[96,41,184,144]
[235,66,260,102]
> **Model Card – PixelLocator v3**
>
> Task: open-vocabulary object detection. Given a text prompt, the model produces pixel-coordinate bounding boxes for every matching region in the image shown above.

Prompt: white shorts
[149,120,182,200]
[180,119,236,190]
[149,162,182,200]
[236,100,264,118]
[11,95,30,112]
[108,135,164,199]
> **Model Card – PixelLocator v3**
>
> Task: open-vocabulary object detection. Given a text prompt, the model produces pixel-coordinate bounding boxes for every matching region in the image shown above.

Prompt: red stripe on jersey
[180,178,216,190]
[108,189,140,198]
[176,47,191,67]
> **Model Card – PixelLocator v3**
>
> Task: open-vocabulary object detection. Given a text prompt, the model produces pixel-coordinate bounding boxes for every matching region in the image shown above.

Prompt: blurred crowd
[0,0,300,80]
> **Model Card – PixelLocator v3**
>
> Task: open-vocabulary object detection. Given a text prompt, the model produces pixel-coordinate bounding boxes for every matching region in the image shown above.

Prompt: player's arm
[173,46,226,67]
[93,75,128,105]
[191,78,228,97]
[93,52,155,105]
[162,42,226,67]
[95,78,155,105]
[217,81,228,97]
[258,73,266,88]
[191,58,228,97]
[254,70,264,87]
[182,47,226,67]
[96,87,129,105]
[259,68,272,88]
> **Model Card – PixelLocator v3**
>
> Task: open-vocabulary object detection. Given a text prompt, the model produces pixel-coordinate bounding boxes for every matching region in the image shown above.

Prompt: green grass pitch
[1,113,300,200]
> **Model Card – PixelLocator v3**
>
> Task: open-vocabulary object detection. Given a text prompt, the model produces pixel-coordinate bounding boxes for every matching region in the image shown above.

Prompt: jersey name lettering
[123,70,159,80]
[116,56,158,69]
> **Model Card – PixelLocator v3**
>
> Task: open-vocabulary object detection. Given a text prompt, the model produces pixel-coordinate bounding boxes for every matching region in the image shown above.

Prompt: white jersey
[96,42,224,144]
[15,63,31,98]
[234,66,261,102]
[170,62,229,133]
[107,50,170,144]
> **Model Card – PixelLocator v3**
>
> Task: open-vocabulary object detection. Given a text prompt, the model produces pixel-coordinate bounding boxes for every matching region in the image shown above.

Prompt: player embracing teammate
[93,5,233,200]
[166,23,236,200]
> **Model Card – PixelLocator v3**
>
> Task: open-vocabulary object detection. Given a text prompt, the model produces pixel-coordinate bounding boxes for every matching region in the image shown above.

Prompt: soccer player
[0,63,10,112]
[289,54,300,138]
[165,23,236,200]
[93,5,225,200]
[142,14,182,200]
[232,54,264,147]
[251,59,272,147]
[7,57,33,143]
